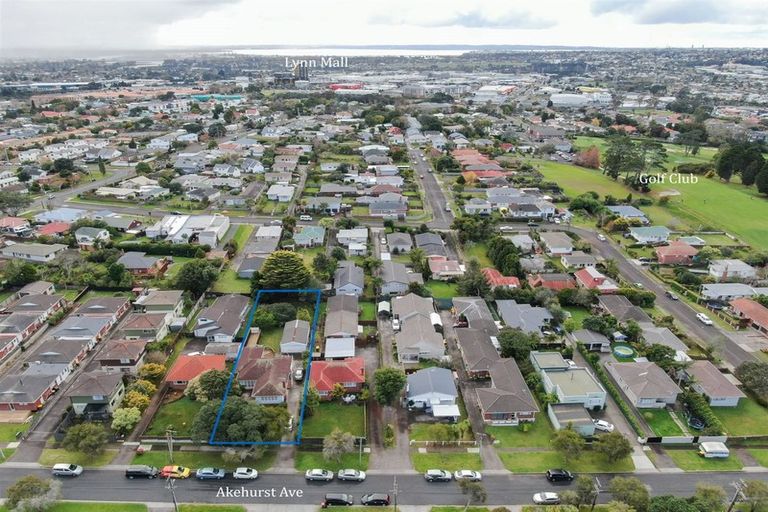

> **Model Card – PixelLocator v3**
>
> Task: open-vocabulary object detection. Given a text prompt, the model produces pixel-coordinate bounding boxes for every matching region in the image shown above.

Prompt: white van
[52,463,84,476]
[299,215,312,221]
[699,441,730,458]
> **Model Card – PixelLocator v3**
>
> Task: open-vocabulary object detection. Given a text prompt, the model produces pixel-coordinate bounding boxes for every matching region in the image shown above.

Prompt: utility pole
[726,480,746,512]
[166,477,180,512]
[390,475,398,512]
[590,477,603,512]
[166,428,176,464]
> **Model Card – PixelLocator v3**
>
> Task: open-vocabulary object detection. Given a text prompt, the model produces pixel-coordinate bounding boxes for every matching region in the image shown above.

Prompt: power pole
[390,475,398,512]
[590,477,603,512]
[166,428,176,464]
[166,477,180,512]
[726,480,746,512]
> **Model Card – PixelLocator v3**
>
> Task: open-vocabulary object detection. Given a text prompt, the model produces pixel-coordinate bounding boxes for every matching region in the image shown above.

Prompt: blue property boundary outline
[208,288,323,446]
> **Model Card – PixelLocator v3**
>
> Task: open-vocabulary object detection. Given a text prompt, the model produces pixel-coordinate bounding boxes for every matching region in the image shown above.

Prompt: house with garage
[528,273,576,292]
[682,360,745,407]
[0,243,67,263]
[309,357,365,400]
[133,290,184,317]
[414,233,447,258]
[193,294,250,343]
[455,328,500,378]
[67,370,125,417]
[548,403,596,437]
[701,283,758,302]
[74,227,110,249]
[236,347,293,404]
[476,358,538,425]
[709,259,757,282]
[324,294,360,342]
[656,241,698,265]
[396,315,444,363]
[280,319,311,355]
[334,261,364,296]
[117,252,169,277]
[604,361,681,408]
[428,257,464,280]
[605,205,650,224]
[535,354,606,410]
[266,184,295,202]
[406,367,459,418]
[121,313,170,342]
[571,329,611,353]
[561,251,597,269]
[294,226,325,248]
[629,226,671,245]
[730,298,768,334]
[165,354,226,390]
[0,362,72,411]
[337,228,368,247]
[539,232,573,255]
[496,300,553,334]
[452,297,499,336]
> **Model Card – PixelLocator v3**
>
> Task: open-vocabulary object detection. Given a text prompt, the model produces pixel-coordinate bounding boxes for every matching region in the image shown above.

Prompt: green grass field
[164,256,194,280]
[294,450,369,472]
[145,397,203,437]
[563,307,591,330]
[574,136,717,172]
[487,419,553,448]
[425,280,459,299]
[179,506,245,512]
[665,449,743,471]
[747,449,768,467]
[410,451,483,473]
[256,326,282,353]
[713,398,768,436]
[300,403,366,438]
[39,449,117,467]
[132,449,275,471]
[463,243,493,267]
[230,225,254,251]
[498,450,634,474]
[359,301,376,321]
[642,408,684,436]
[0,422,29,442]
[212,268,251,294]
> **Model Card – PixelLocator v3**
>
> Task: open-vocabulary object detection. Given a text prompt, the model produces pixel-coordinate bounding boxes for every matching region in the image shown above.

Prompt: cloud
[589,0,768,25]
[0,0,239,49]
[419,10,556,29]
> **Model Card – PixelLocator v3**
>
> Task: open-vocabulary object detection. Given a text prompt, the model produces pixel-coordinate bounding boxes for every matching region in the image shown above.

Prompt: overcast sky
[1,0,766,53]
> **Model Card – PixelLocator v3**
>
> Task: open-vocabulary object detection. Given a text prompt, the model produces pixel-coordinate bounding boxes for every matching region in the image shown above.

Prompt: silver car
[337,469,366,481]
[305,469,334,481]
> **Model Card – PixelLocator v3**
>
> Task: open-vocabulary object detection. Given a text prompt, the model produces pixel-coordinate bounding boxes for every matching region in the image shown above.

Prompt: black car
[424,469,452,482]
[361,493,391,506]
[546,469,574,482]
[322,494,354,508]
[125,465,159,479]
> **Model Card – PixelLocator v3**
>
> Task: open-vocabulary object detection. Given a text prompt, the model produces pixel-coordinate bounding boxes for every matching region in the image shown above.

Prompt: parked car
[321,493,354,508]
[196,467,225,480]
[380,237,387,245]
[545,469,574,482]
[160,466,191,479]
[687,415,706,430]
[593,419,615,433]
[453,470,482,481]
[269,219,283,226]
[533,492,561,505]
[361,493,391,506]
[666,291,679,300]
[337,469,366,481]
[392,318,400,331]
[125,465,159,479]
[565,359,578,369]
[696,313,714,326]
[294,367,304,381]
[424,469,452,482]
[597,234,607,241]
[52,463,83,477]
[299,215,313,221]
[306,469,334,481]
[232,467,259,480]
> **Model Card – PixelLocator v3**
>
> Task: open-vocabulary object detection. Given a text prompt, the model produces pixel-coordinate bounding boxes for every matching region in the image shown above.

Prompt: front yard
[410,450,483,473]
[39,448,117,467]
[145,396,203,437]
[498,450,634,473]
[642,408,684,436]
[294,450,369,472]
[300,402,366,438]
[0,422,29,442]
[664,449,744,471]
[487,420,553,449]
[712,398,768,436]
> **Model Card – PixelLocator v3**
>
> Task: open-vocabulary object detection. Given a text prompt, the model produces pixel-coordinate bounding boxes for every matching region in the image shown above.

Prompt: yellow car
[160,465,191,479]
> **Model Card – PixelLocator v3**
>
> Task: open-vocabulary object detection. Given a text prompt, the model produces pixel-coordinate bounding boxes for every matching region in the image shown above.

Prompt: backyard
[425,280,459,299]
[463,243,493,267]
[256,326,283,353]
[300,402,366,438]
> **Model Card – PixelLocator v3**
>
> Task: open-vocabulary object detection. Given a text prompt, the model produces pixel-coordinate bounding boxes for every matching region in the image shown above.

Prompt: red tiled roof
[165,354,226,383]
[37,222,71,236]
[0,217,28,228]
[730,298,768,328]
[482,268,520,288]
[309,357,365,392]
[655,241,698,257]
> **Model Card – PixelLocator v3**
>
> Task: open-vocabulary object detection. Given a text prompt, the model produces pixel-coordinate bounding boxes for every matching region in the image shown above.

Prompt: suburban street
[408,146,454,229]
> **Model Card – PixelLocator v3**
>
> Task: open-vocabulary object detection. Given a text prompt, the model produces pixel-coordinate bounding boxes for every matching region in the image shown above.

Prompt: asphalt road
[408,146,453,229]
[0,468,763,506]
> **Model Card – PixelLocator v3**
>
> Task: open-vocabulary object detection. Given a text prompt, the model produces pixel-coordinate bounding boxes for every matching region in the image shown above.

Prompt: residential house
[414,233,447,258]
[530,351,571,372]
[406,367,458,415]
[507,234,536,254]
[0,243,67,263]
[596,295,654,325]
[428,258,464,280]
[74,227,110,250]
[280,319,311,355]
[194,294,250,343]
[476,357,538,425]
[396,315,444,363]
[605,205,649,224]
[528,273,576,292]
[496,300,553,334]
[548,403,596,437]
[337,228,368,247]
[682,360,745,407]
[309,357,365,400]
[74,297,131,329]
[641,326,688,355]
[386,233,413,253]
[334,262,364,296]
[266,184,295,202]
[464,198,493,215]
[380,261,424,296]
[304,197,342,215]
[36,222,71,238]
[133,290,184,317]
[731,298,768,334]
[237,255,266,280]
[325,294,360,342]
[539,362,607,410]
[709,259,757,282]
[97,339,147,374]
[629,226,671,245]
[121,313,169,342]
[701,283,758,302]
[165,354,226,390]
[255,225,282,240]
[452,297,499,336]
[294,226,325,248]
[572,329,611,353]
[117,252,169,277]
[0,362,71,411]
[67,370,125,417]
[482,268,520,290]
[656,241,698,265]
[34,207,88,225]
[574,267,619,294]
[604,361,681,408]
[236,347,293,404]
[456,328,500,378]
[539,232,573,255]
[561,251,597,269]
[0,217,32,236]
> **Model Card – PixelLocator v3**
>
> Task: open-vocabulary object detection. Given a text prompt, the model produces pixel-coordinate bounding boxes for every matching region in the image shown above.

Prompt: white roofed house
[406,367,459,417]
[337,228,368,247]
[0,243,67,263]
[74,227,110,250]
[708,259,757,283]
[267,184,295,202]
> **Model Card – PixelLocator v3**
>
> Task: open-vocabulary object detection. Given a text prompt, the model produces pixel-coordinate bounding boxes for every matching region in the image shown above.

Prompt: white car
[597,234,607,241]
[299,215,312,221]
[232,467,259,480]
[337,469,366,481]
[696,313,714,326]
[305,469,334,481]
[392,318,400,331]
[593,419,615,433]
[533,492,561,505]
[565,359,578,369]
[453,470,482,481]
[380,238,387,245]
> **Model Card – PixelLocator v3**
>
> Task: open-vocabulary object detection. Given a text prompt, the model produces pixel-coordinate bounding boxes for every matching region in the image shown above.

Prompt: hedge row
[578,344,645,437]
[117,241,210,257]
[681,390,725,435]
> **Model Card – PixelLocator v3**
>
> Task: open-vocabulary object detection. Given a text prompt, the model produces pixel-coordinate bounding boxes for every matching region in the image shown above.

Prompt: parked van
[699,441,730,458]
[299,215,313,221]
[125,465,160,479]
[52,463,83,477]
[322,494,354,507]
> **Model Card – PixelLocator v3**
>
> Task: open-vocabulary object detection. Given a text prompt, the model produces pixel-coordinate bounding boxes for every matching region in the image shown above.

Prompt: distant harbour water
[222,47,470,57]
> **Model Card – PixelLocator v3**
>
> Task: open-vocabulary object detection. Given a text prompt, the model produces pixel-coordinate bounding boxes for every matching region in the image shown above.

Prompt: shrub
[681,391,725,435]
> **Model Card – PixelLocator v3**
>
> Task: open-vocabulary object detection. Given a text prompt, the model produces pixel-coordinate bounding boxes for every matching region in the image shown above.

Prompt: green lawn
[212,268,251,294]
[230,225,254,251]
[297,246,325,267]
[145,397,203,437]
[425,280,459,299]
[359,301,376,321]
[498,450,634,474]
[0,422,29,442]
[257,326,282,353]
[179,506,246,512]
[300,403,365,438]
[487,419,553,449]
[431,508,491,512]
[294,450,369,472]
[464,243,493,267]
[132,449,275,471]
[39,448,117,467]
[0,449,15,462]
[713,398,768,436]
[411,451,483,473]
[563,307,591,330]
[10,504,148,512]
[164,257,194,280]
[642,408,684,436]
[534,159,636,199]
[665,449,743,471]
